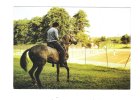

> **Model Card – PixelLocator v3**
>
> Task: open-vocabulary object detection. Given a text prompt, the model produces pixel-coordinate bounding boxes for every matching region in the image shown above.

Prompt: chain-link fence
[14,45,130,69]
[67,47,130,69]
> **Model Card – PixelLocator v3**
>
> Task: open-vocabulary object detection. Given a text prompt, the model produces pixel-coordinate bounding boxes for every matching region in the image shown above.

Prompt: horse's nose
[65,53,69,59]
[74,41,77,45]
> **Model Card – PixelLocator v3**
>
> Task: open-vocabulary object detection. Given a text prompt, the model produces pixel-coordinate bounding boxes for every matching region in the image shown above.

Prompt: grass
[14,57,130,89]
[14,44,130,89]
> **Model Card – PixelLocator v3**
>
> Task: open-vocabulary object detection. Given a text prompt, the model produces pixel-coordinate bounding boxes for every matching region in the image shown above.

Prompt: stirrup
[60,63,66,67]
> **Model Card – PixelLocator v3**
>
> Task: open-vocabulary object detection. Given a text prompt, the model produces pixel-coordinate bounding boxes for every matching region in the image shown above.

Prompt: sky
[13,6,131,37]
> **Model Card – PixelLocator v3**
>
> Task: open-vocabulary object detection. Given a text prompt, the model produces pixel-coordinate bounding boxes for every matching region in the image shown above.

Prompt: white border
[0,0,140,100]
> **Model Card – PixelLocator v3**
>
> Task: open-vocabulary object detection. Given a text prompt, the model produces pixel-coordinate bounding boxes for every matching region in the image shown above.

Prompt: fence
[14,46,130,69]
[67,47,130,69]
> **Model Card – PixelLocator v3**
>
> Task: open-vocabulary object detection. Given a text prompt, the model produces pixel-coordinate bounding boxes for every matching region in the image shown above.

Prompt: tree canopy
[73,10,90,34]
[14,7,90,45]
[121,34,131,44]
[42,7,71,37]
[14,7,130,48]
[14,19,30,44]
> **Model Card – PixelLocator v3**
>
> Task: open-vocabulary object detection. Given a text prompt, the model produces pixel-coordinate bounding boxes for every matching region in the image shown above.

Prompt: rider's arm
[54,28,59,41]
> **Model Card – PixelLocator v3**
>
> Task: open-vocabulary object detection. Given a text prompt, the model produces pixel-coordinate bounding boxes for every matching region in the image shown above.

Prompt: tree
[92,37,100,48]
[14,19,30,44]
[28,16,43,43]
[73,10,90,34]
[109,37,121,44]
[14,7,91,45]
[76,31,91,47]
[42,7,71,37]
[121,34,130,44]
[100,36,106,42]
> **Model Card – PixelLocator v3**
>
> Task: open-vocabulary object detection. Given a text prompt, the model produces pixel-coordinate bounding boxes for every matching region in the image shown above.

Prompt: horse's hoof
[30,83,38,88]
[32,81,36,85]
[38,86,43,89]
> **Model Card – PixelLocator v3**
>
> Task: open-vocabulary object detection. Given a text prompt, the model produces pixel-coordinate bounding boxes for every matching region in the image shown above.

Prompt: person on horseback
[46,22,66,67]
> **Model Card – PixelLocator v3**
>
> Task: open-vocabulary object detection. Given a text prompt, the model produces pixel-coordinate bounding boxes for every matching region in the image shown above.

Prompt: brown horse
[20,34,77,88]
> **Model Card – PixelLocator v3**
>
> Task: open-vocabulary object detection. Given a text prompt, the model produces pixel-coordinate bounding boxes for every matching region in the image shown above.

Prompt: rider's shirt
[47,27,59,42]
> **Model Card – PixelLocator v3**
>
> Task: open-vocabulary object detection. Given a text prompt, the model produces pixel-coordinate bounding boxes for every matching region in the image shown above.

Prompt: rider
[46,22,66,67]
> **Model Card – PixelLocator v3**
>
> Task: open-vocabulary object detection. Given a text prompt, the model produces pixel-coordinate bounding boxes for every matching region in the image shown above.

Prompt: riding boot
[60,63,66,67]
[59,60,66,67]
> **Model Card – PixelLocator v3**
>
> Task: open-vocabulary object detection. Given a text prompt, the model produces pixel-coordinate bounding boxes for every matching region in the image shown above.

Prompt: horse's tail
[20,48,30,72]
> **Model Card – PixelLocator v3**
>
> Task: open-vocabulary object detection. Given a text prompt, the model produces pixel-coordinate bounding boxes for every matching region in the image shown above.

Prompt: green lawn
[14,57,130,89]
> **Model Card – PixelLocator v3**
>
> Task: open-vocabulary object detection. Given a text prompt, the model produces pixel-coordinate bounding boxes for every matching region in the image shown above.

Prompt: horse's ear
[62,35,66,40]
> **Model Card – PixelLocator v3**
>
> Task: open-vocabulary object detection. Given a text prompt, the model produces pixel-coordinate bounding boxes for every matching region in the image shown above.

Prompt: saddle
[47,43,55,49]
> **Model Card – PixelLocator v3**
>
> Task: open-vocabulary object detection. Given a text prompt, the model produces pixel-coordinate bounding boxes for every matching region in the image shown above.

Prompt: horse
[20,34,77,88]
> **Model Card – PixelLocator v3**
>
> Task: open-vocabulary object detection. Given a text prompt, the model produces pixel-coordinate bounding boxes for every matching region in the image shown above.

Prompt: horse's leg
[29,63,37,85]
[35,62,45,89]
[64,62,69,82]
[56,64,60,82]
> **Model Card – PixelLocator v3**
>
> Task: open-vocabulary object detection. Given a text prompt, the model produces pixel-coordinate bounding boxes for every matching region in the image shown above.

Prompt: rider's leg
[51,41,66,67]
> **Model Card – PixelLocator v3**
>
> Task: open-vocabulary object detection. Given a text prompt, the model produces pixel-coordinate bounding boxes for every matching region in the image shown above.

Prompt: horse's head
[60,34,77,60]
[62,34,77,45]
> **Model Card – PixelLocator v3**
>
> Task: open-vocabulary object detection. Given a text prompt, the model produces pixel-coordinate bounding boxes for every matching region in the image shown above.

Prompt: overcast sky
[14,6,130,37]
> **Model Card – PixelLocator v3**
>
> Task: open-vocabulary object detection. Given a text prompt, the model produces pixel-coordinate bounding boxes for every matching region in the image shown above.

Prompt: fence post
[85,47,86,64]
[105,46,108,67]
[124,53,130,68]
